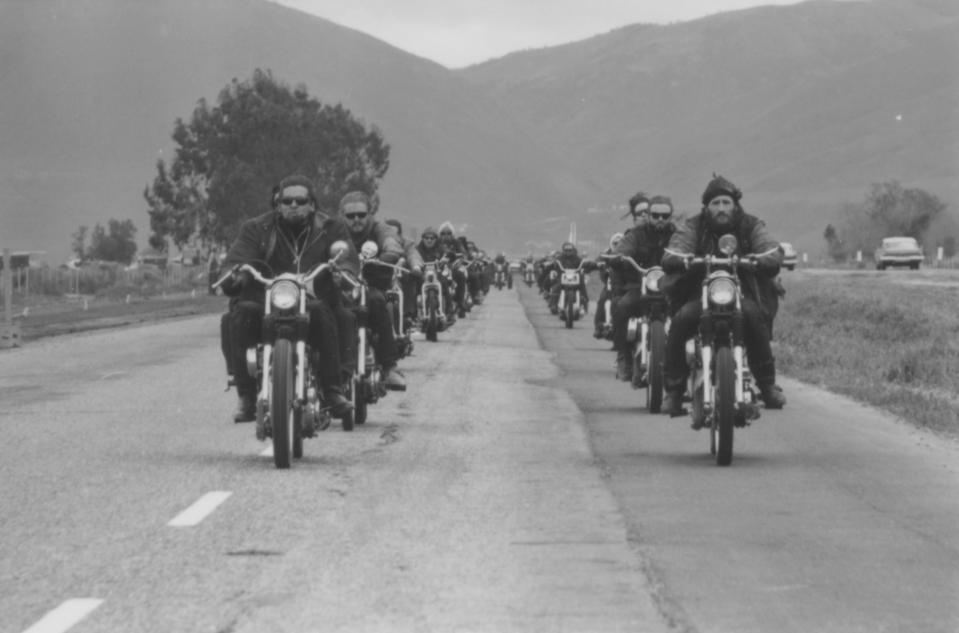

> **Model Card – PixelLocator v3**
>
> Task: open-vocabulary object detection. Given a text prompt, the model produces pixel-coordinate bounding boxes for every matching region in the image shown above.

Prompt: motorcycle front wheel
[271,339,295,469]
[646,320,665,413]
[713,346,736,466]
[354,375,368,425]
[425,291,439,342]
[564,297,574,329]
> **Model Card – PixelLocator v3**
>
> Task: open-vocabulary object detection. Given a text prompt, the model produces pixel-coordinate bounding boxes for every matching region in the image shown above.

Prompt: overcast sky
[272,0,809,67]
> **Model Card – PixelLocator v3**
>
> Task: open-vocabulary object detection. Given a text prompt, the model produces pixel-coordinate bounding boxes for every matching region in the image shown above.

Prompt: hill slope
[0,0,593,262]
[461,0,959,254]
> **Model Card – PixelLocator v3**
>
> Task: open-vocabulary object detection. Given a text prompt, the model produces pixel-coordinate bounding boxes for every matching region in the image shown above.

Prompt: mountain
[461,0,959,255]
[2,0,956,264]
[0,0,593,263]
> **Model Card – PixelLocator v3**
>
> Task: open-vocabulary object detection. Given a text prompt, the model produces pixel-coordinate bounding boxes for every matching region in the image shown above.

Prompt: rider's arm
[748,220,783,276]
[661,217,697,274]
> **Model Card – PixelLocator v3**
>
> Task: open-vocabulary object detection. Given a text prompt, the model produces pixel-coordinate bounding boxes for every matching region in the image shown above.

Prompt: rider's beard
[280,208,312,228]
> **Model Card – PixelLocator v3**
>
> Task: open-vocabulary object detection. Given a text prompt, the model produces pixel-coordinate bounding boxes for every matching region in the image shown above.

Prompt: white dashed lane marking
[167,491,232,527]
[22,599,103,633]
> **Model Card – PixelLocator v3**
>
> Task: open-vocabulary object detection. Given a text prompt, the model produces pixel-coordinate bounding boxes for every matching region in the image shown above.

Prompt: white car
[779,242,798,271]
[874,236,923,270]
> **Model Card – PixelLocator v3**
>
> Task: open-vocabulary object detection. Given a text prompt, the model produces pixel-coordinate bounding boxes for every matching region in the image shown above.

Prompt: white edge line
[22,598,104,633]
[167,491,232,527]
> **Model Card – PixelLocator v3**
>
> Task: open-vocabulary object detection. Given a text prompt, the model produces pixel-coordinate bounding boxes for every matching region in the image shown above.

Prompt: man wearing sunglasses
[607,195,677,382]
[219,174,358,422]
[338,191,407,391]
[416,227,456,322]
[661,175,786,417]
[437,222,470,318]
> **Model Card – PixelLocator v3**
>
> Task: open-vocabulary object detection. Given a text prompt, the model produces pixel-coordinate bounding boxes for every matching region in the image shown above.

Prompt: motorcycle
[419,260,450,342]
[603,254,669,413]
[212,243,349,469]
[523,264,535,287]
[675,235,774,466]
[337,241,406,428]
[557,262,587,329]
[386,258,414,359]
[493,262,509,290]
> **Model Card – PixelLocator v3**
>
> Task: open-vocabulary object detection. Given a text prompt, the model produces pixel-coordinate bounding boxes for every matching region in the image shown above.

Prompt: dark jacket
[661,210,782,322]
[350,219,406,287]
[222,210,359,302]
[613,219,675,288]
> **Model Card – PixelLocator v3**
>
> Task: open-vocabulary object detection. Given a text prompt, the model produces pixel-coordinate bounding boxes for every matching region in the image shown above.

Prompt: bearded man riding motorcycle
[338,191,407,391]
[661,175,787,416]
[607,195,677,380]
[219,174,357,422]
[415,226,455,322]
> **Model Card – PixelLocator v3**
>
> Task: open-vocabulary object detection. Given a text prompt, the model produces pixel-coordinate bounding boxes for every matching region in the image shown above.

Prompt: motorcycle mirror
[361,240,379,258]
[330,240,350,260]
[718,234,738,256]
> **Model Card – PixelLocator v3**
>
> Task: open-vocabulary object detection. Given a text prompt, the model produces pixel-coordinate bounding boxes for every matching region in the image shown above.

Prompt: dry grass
[774,271,959,439]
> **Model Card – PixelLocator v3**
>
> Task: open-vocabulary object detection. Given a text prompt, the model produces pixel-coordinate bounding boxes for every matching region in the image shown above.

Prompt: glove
[381,251,402,265]
[219,269,249,297]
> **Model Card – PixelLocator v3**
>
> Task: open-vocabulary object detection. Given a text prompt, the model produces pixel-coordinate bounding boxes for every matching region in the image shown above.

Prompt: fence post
[1,249,21,348]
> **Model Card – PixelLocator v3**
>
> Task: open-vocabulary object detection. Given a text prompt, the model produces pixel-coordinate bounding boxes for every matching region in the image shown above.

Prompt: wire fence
[0,264,210,307]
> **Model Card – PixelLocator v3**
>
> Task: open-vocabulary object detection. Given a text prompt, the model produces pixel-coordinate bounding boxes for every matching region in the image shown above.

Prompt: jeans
[664,296,776,392]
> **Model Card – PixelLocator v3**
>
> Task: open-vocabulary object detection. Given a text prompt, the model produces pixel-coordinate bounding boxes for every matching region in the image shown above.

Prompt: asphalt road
[1,286,957,632]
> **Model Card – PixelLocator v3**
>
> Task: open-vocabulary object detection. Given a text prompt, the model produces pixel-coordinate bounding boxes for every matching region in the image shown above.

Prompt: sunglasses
[280,196,311,207]
[423,236,437,240]
[650,212,671,220]
[344,212,368,220]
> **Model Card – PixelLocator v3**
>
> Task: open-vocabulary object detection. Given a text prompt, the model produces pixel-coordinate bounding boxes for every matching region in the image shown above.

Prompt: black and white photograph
[1,0,957,631]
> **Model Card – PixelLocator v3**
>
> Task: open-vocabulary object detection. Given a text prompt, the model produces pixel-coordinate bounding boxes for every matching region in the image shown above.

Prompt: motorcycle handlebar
[599,253,650,274]
[212,259,338,290]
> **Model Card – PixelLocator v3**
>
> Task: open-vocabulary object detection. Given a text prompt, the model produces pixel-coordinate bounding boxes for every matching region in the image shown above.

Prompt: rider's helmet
[561,241,577,257]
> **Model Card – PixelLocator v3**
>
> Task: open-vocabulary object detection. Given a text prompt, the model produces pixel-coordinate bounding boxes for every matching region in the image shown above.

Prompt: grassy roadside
[775,271,959,440]
[7,293,227,342]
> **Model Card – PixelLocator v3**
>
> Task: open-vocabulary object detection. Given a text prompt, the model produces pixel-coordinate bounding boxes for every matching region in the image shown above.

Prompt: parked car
[779,242,798,271]
[874,236,923,270]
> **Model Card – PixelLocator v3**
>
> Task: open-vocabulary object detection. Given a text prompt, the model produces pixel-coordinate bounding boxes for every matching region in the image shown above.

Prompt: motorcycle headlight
[270,280,300,311]
[645,269,665,292]
[707,277,737,306]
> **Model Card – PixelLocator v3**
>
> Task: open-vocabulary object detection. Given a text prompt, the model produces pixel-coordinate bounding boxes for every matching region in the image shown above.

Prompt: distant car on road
[779,242,798,271]
[874,236,923,270]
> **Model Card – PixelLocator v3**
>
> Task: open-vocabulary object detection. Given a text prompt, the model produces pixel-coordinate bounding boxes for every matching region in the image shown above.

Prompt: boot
[759,383,787,409]
[663,391,687,418]
[382,364,407,391]
[593,325,605,339]
[324,385,353,419]
[233,393,256,423]
[615,352,633,382]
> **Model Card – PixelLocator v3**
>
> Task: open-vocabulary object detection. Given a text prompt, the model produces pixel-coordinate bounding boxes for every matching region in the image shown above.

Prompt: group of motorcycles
[535,236,774,466]
[216,233,771,468]
[214,240,489,469]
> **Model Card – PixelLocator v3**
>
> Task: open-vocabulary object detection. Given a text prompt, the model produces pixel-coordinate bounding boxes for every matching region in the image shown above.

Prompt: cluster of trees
[143,68,390,254]
[70,69,389,265]
[823,180,952,261]
[71,220,138,265]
